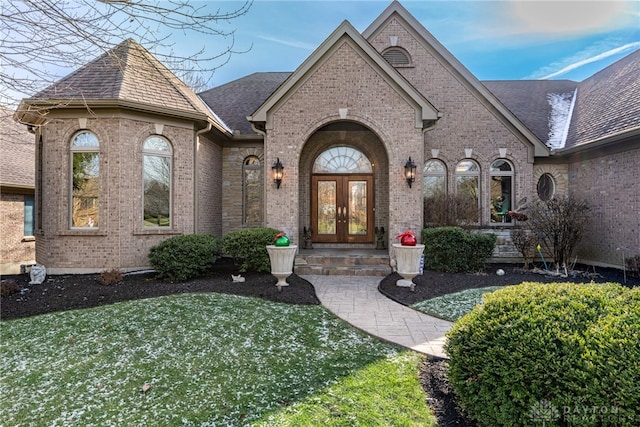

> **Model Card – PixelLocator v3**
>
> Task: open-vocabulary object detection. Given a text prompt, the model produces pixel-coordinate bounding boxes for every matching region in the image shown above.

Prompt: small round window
[537,173,555,201]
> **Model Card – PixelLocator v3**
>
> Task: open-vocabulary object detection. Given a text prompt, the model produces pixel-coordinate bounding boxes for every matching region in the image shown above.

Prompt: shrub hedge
[445,282,640,427]
[148,234,220,282]
[222,227,283,272]
[421,227,496,273]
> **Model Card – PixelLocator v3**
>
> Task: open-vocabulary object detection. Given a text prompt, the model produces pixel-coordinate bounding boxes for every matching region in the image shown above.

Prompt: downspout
[194,121,213,233]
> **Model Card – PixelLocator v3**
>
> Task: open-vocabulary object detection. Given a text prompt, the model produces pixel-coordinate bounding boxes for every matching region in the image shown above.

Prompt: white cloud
[507,1,632,36]
[254,34,317,51]
[530,41,640,79]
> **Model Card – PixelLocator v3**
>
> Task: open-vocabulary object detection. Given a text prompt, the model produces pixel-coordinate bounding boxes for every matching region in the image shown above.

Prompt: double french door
[311,174,374,243]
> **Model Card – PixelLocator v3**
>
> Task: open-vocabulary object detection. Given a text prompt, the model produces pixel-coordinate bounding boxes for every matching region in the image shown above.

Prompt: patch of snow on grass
[412,286,504,321]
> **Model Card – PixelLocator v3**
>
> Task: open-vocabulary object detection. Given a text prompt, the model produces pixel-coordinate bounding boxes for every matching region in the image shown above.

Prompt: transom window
[313,146,372,174]
[490,159,514,223]
[455,159,480,224]
[243,156,262,225]
[70,131,99,228]
[143,136,172,227]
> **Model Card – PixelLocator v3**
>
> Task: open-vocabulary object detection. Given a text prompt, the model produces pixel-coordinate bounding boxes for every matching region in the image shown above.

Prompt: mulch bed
[1,259,637,427]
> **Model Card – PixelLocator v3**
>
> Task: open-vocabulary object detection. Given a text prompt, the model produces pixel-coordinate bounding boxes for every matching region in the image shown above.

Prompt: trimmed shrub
[0,279,20,297]
[99,268,123,286]
[421,227,496,273]
[445,283,640,427]
[222,227,283,272]
[148,234,220,282]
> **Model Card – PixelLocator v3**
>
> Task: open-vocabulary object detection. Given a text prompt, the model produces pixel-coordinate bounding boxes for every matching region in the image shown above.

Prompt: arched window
[313,146,372,174]
[70,131,99,228]
[423,159,447,225]
[490,159,514,223]
[243,156,262,225]
[382,47,412,66]
[455,159,480,224]
[143,136,172,227]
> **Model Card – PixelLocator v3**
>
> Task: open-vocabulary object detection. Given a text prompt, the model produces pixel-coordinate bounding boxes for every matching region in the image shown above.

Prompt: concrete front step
[295,250,392,276]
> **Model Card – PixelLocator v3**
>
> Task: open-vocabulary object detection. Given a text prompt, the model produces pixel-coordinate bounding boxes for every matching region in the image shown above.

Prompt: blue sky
[190,0,640,87]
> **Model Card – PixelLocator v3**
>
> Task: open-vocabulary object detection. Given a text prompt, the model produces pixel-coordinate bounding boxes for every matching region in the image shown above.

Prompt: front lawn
[1,293,436,426]
[412,286,504,321]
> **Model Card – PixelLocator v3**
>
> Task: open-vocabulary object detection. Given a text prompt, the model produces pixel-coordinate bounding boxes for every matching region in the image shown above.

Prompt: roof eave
[15,98,231,136]
[555,127,640,157]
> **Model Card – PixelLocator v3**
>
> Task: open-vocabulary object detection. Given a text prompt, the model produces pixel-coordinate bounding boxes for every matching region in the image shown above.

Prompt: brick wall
[196,134,223,236]
[221,144,264,235]
[568,146,640,267]
[369,17,537,228]
[264,40,423,246]
[36,112,208,273]
[0,191,36,274]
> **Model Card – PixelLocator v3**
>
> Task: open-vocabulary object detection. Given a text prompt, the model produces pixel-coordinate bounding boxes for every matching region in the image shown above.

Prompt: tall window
[24,195,34,237]
[143,136,172,227]
[243,156,262,225]
[490,159,514,223]
[71,131,99,228]
[423,159,447,225]
[455,159,479,224]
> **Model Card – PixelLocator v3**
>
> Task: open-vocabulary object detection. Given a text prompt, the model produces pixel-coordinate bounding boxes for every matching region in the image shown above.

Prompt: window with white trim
[490,159,514,223]
[243,155,262,225]
[455,159,480,224]
[143,136,172,227]
[70,131,99,228]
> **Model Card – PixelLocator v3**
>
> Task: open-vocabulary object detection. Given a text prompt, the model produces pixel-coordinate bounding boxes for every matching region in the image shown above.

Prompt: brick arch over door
[298,121,389,246]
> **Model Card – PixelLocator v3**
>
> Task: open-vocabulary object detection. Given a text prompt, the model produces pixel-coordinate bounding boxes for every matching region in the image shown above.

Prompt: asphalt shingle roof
[566,49,640,149]
[199,72,292,134]
[0,106,35,188]
[31,39,213,118]
[482,80,579,145]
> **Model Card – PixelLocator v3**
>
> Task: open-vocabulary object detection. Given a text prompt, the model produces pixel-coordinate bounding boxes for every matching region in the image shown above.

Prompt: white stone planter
[266,244,298,291]
[392,243,425,291]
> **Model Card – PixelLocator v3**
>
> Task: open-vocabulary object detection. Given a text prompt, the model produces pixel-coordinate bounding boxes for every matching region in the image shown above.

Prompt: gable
[249,20,439,131]
[364,2,550,159]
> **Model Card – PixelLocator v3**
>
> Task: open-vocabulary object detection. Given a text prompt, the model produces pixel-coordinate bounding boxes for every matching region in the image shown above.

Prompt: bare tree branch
[1,0,252,106]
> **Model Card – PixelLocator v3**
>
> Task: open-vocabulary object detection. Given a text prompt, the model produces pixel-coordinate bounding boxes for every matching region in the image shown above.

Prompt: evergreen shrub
[421,226,496,273]
[148,234,220,282]
[222,227,283,272]
[445,282,640,427]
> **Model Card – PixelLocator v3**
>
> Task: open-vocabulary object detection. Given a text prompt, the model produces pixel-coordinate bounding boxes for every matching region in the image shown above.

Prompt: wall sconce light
[404,157,416,188]
[272,157,284,189]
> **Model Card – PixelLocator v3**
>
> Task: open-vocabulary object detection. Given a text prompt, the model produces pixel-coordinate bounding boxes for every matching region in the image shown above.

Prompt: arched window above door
[313,146,372,174]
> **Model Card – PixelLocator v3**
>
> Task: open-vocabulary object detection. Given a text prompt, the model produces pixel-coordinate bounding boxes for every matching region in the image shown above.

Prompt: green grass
[412,286,504,321]
[1,293,436,426]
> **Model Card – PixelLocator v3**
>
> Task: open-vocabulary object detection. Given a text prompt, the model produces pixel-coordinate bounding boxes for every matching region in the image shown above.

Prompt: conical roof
[22,39,217,122]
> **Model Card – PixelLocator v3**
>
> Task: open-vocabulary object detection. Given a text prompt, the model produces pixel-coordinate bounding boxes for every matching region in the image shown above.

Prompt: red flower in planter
[395,230,417,246]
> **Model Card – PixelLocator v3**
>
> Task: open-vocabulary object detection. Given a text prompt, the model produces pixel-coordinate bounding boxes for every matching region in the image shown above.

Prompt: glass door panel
[317,181,337,235]
[348,180,367,236]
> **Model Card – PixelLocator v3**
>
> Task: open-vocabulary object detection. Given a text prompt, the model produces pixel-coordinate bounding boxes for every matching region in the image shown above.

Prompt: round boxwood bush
[148,234,220,282]
[445,282,640,427]
[221,227,283,272]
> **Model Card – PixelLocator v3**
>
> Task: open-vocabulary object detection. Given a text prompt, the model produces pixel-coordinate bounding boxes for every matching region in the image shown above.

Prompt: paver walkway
[302,275,453,358]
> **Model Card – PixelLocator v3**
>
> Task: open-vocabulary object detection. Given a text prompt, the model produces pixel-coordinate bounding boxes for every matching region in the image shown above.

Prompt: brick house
[13,2,639,274]
[1,107,36,274]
